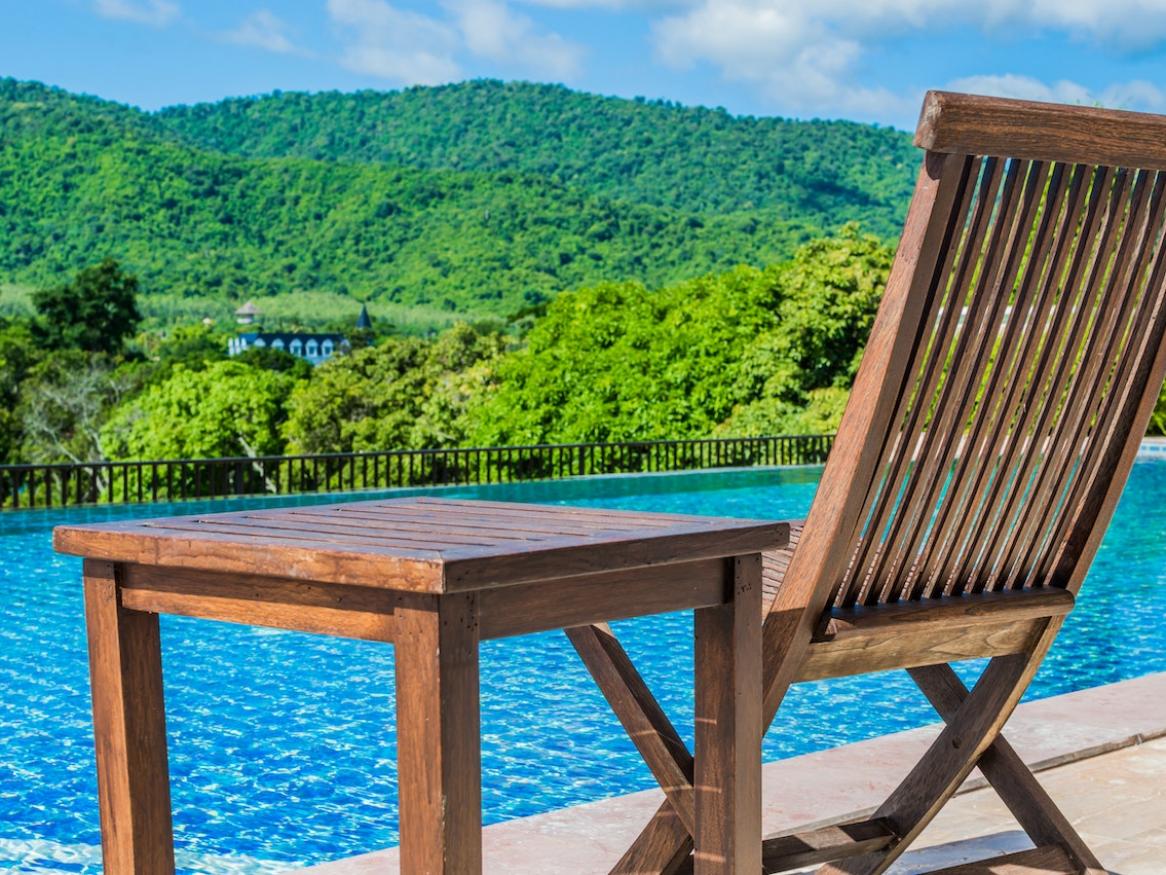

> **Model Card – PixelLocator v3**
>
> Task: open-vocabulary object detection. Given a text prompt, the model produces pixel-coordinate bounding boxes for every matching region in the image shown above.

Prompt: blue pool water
[2,463,1165,873]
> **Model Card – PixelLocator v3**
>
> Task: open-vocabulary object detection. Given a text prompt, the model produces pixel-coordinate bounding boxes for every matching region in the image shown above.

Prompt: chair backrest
[777,91,1166,622]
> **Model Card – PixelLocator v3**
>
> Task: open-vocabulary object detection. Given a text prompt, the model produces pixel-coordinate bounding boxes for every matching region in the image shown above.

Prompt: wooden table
[54,497,787,875]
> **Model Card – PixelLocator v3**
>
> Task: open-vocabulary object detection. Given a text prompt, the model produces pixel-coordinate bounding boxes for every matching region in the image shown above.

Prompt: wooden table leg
[395,593,483,875]
[82,560,176,875]
[693,554,763,875]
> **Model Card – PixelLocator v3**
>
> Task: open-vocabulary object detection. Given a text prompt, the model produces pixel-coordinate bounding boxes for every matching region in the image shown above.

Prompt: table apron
[116,558,732,643]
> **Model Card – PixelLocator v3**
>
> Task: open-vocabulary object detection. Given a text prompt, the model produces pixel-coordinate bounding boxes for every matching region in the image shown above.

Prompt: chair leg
[567,623,697,874]
[909,663,1105,873]
[597,631,806,872]
[567,624,697,835]
[817,620,1063,875]
[612,810,697,875]
[569,556,764,874]
[572,599,1082,874]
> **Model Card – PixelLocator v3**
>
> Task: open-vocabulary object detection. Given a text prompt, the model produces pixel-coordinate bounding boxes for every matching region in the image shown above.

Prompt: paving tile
[298,676,1166,874]
[888,832,1035,874]
[897,742,1166,874]
[1073,797,1166,843]
[1075,833,1164,875]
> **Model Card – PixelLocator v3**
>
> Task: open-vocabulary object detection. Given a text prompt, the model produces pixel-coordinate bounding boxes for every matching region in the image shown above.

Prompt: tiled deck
[892,736,1166,873]
[303,672,1166,874]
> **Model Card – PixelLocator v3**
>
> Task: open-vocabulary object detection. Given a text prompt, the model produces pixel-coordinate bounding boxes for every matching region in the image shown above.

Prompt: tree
[1150,382,1166,436]
[32,258,142,354]
[0,319,38,462]
[411,323,506,447]
[461,227,894,445]
[282,339,428,455]
[16,350,131,464]
[3,78,915,328]
[101,360,295,460]
[460,267,779,445]
[235,345,314,380]
[718,226,893,435]
[282,323,504,454]
[152,324,228,375]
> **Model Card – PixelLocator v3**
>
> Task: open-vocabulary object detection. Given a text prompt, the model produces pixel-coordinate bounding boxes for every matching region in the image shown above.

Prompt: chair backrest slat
[779,92,1166,620]
[947,164,1104,597]
[925,164,1137,602]
[886,161,1075,604]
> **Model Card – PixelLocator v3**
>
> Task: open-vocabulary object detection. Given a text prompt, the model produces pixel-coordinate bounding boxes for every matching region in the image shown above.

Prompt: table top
[54,497,788,593]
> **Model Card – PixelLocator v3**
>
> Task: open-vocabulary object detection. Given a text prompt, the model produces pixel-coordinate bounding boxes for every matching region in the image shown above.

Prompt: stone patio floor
[887,736,1166,873]
[303,672,1166,874]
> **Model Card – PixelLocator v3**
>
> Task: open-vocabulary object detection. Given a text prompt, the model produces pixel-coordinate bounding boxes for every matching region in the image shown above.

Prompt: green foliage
[463,228,895,444]
[235,345,314,380]
[0,284,34,319]
[16,350,131,463]
[282,341,426,455]
[31,258,141,354]
[152,324,227,371]
[461,270,771,444]
[0,319,37,460]
[101,360,296,460]
[283,323,504,454]
[718,227,893,435]
[0,230,895,466]
[157,80,917,219]
[1150,383,1166,436]
[0,78,915,324]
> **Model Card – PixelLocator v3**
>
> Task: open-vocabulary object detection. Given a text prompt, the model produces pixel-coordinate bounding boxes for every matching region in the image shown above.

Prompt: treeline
[1,229,895,467]
[155,79,917,218]
[0,78,916,326]
[10,228,1166,471]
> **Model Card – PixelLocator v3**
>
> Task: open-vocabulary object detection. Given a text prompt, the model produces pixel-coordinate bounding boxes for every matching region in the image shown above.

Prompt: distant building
[234,301,260,325]
[228,332,347,366]
[227,304,369,365]
[355,303,373,330]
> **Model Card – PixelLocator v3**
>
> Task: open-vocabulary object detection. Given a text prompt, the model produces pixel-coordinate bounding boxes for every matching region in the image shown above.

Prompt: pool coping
[1136,435,1166,458]
[299,671,1166,873]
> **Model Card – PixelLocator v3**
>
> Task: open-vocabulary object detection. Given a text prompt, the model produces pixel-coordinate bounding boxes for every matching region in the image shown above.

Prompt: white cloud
[93,0,179,26]
[327,0,584,85]
[223,10,299,55]
[445,0,583,78]
[794,0,1166,47]
[1017,0,1166,48]
[516,0,686,8]
[652,1,916,121]
[327,0,462,84]
[651,0,1166,124]
[945,74,1092,105]
[947,74,1166,112]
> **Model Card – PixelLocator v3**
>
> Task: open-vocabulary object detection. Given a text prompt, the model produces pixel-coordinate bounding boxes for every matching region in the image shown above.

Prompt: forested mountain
[1,78,917,322]
[155,81,917,220]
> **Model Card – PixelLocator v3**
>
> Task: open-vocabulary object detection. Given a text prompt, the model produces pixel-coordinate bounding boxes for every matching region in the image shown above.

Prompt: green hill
[0,78,917,326]
[156,81,916,220]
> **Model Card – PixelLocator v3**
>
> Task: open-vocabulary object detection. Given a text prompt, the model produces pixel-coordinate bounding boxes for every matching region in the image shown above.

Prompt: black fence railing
[0,434,834,510]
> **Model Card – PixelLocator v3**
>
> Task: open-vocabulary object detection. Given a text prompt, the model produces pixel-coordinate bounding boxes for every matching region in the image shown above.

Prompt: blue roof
[238,332,345,343]
[355,304,373,329]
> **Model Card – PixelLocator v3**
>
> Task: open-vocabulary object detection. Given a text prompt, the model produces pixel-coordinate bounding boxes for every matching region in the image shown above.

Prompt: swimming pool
[2,463,1164,873]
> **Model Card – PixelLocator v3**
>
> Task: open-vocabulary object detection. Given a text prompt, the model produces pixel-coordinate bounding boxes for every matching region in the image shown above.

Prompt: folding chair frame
[566,90,1166,874]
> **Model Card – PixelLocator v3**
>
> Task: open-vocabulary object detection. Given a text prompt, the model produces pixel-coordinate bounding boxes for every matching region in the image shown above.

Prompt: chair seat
[763,520,803,615]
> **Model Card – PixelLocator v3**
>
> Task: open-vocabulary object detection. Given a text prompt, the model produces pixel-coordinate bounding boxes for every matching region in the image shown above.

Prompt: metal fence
[0,434,834,510]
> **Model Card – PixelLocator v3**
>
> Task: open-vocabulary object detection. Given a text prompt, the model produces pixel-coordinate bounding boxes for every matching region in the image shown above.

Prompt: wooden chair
[567,90,1166,874]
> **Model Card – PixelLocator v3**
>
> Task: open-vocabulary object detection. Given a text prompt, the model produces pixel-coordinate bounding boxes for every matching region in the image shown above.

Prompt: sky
[2,0,1166,129]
